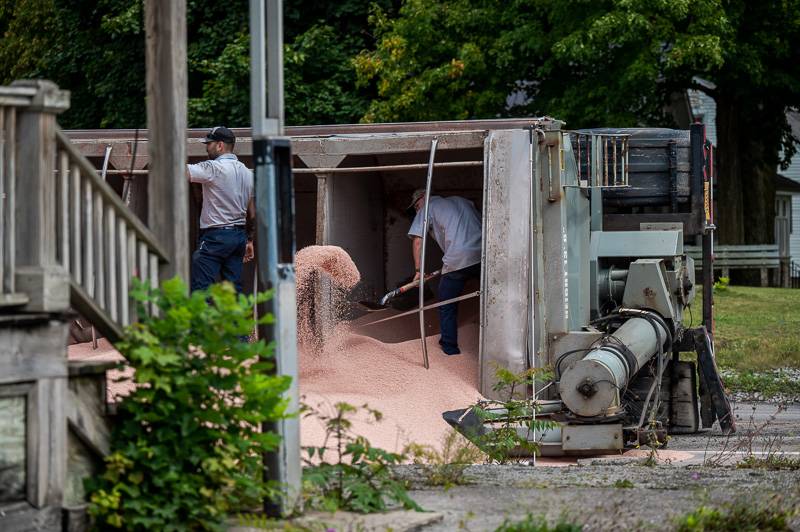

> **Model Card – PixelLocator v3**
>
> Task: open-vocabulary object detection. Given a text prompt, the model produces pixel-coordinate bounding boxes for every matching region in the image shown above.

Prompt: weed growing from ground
[676,502,792,531]
[301,400,421,513]
[495,514,583,532]
[737,453,800,471]
[404,429,486,488]
[704,404,788,467]
[612,479,634,488]
[470,366,557,463]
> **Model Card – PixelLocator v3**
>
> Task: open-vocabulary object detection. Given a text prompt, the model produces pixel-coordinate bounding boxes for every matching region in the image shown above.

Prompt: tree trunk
[714,92,776,246]
[714,93,745,245]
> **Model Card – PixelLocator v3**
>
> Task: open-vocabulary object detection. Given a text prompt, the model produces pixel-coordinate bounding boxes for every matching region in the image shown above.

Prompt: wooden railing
[54,129,168,340]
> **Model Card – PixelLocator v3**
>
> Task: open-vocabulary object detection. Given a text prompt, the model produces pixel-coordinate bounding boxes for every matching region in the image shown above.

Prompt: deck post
[11,81,71,312]
[145,0,189,283]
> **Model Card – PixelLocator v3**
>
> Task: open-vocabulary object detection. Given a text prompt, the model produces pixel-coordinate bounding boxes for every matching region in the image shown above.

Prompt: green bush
[495,514,583,532]
[676,503,792,531]
[301,401,421,513]
[86,279,291,530]
[713,276,730,293]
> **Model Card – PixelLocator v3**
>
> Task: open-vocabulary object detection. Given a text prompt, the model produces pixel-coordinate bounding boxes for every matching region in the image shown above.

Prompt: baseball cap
[407,188,427,211]
[201,126,236,144]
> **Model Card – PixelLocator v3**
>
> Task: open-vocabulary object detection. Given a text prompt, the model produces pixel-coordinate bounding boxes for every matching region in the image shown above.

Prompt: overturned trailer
[66,119,733,456]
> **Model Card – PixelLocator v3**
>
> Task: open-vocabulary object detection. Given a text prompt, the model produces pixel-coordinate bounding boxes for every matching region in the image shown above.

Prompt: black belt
[201,224,245,232]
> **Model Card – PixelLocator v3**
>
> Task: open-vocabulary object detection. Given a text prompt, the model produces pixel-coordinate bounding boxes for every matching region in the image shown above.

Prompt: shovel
[358,270,441,311]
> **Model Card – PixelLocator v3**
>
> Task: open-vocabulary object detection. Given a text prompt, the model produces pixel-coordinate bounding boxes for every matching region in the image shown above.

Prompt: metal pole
[250,0,300,516]
[418,138,438,370]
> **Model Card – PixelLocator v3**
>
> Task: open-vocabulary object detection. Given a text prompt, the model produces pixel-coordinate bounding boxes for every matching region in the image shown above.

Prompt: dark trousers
[437,263,480,355]
[191,227,247,293]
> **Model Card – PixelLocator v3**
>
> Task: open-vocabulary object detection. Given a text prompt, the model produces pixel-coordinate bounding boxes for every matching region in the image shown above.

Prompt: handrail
[54,127,167,336]
[56,129,168,261]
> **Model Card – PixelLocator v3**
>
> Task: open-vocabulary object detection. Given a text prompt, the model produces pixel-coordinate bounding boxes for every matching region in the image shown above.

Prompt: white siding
[791,195,800,265]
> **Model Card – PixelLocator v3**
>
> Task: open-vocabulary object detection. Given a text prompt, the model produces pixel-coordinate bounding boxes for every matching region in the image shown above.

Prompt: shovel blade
[357,300,388,311]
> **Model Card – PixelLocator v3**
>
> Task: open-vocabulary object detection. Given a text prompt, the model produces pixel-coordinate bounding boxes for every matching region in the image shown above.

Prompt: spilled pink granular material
[299,304,482,453]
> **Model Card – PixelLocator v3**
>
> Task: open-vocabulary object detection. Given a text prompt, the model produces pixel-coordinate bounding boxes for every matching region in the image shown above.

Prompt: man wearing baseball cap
[187,126,254,293]
[407,189,482,355]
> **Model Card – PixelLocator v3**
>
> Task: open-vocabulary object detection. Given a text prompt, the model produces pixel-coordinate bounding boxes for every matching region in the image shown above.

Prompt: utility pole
[249,0,301,516]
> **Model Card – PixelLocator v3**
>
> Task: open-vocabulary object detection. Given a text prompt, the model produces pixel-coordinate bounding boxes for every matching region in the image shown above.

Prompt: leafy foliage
[676,503,792,532]
[712,276,730,293]
[0,0,398,128]
[470,366,557,464]
[495,514,583,532]
[86,279,291,531]
[301,400,421,514]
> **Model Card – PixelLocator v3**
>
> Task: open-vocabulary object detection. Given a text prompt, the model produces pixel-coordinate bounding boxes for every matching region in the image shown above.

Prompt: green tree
[0,0,397,128]
[356,0,800,247]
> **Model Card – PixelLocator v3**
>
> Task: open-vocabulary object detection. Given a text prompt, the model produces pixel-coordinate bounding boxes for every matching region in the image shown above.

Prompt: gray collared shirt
[188,153,253,229]
[408,195,482,274]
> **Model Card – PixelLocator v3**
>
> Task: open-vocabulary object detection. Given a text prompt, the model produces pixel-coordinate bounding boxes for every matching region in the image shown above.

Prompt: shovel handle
[379,270,441,305]
[399,270,441,294]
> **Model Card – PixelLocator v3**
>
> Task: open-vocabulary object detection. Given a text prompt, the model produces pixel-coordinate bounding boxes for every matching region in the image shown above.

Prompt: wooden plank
[138,241,148,285]
[692,258,780,267]
[70,164,82,285]
[58,150,70,270]
[127,230,136,323]
[3,107,15,293]
[145,0,188,281]
[118,220,129,326]
[0,325,69,385]
[56,130,169,262]
[67,375,111,457]
[149,252,159,316]
[93,189,105,310]
[29,377,67,508]
[686,244,779,253]
[82,177,94,297]
[0,107,5,294]
[106,207,118,323]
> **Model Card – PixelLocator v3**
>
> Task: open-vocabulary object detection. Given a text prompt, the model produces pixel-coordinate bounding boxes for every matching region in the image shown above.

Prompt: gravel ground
[721,368,800,404]
[396,401,800,531]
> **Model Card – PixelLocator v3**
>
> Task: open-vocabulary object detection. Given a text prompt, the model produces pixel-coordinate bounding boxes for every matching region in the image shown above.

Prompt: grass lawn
[710,285,800,372]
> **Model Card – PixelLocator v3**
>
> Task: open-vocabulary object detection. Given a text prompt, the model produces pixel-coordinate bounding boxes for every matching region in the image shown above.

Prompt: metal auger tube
[559,316,669,417]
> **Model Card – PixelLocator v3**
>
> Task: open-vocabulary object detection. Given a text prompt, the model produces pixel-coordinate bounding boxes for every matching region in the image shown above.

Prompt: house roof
[776,173,800,193]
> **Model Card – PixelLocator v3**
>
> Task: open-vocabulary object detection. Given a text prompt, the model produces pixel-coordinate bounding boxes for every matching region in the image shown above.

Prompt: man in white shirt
[407,189,482,355]
[187,126,254,293]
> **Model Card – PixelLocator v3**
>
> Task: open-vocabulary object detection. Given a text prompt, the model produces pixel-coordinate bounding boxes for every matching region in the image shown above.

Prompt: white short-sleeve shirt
[408,195,482,274]
[188,153,254,229]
